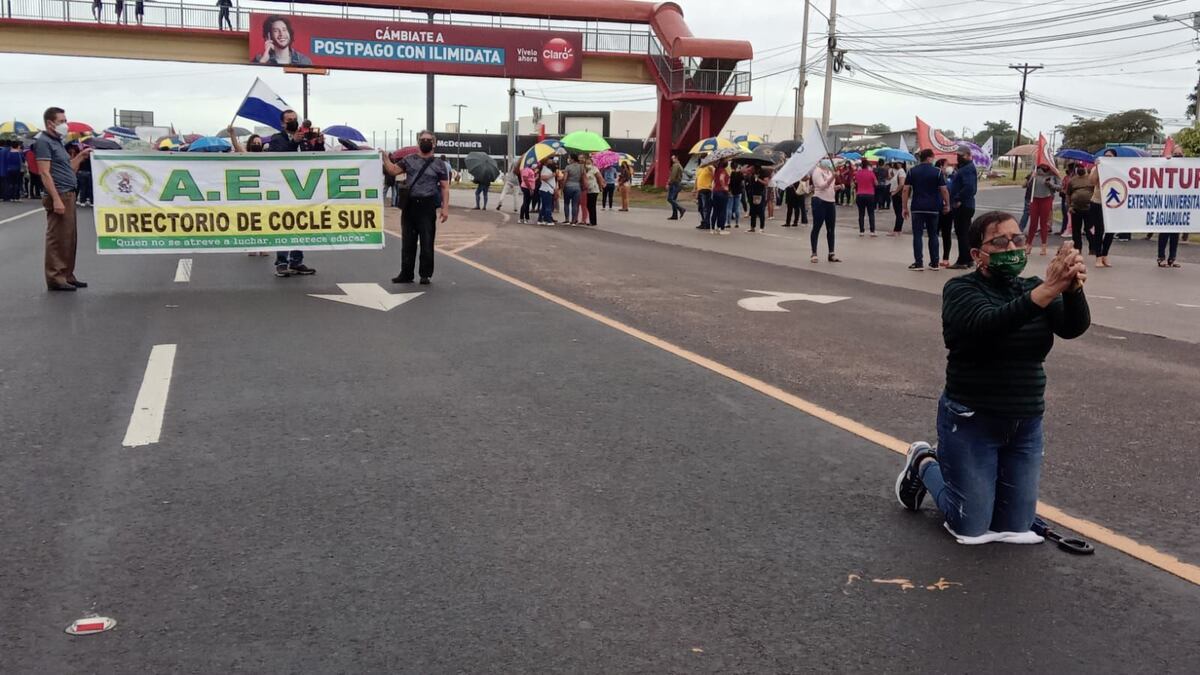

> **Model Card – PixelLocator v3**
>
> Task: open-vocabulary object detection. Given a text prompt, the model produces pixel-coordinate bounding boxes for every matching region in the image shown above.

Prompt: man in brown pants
[35,106,92,291]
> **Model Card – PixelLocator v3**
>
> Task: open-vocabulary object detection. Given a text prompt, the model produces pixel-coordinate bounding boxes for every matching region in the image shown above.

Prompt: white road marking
[738,289,852,312]
[309,283,424,311]
[122,344,178,448]
[0,207,43,225]
[1092,295,1116,300]
[173,258,193,283]
[1177,303,1200,309]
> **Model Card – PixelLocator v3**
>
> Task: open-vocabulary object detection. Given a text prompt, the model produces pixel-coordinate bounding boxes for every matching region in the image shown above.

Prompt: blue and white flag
[234,78,291,131]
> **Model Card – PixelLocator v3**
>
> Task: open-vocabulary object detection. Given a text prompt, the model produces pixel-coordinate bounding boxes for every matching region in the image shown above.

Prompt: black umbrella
[733,144,785,167]
[84,137,122,150]
[465,151,500,183]
[772,139,803,156]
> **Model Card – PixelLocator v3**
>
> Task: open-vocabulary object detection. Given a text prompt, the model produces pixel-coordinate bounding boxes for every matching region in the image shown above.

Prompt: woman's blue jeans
[563,186,581,222]
[920,394,1044,536]
[538,190,555,223]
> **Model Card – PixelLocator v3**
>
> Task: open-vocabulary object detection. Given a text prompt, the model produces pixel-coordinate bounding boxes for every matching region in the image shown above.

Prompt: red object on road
[65,616,117,636]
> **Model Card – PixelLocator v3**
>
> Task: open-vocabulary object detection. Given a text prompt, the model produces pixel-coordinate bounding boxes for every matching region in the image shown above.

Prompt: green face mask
[986,248,1027,279]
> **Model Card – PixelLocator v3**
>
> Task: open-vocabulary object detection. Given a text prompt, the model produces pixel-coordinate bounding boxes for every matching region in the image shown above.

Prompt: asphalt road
[1,199,1198,672]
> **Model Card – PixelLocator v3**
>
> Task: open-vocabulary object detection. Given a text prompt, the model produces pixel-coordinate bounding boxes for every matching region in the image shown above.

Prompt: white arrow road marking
[309,283,424,312]
[738,290,851,312]
[174,258,192,283]
[123,344,177,448]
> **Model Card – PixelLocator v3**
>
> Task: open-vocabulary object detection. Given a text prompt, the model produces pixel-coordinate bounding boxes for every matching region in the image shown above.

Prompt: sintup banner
[1095,157,1200,233]
[92,151,385,254]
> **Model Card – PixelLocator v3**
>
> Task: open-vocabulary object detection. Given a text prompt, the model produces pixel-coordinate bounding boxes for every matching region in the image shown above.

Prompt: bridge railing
[2,0,747,94]
[1,0,654,55]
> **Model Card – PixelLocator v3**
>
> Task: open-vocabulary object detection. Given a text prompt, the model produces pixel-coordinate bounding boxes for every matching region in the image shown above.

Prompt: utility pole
[453,103,468,170]
[820,0,838,147]
[507,78,517,171]
[426,11,436,133]
[795,0,811,140]
[1009,63,1042,179]
[396,117,404,149]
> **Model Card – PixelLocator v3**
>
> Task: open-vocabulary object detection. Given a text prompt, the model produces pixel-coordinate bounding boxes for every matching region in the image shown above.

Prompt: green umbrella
[560,130,610,153]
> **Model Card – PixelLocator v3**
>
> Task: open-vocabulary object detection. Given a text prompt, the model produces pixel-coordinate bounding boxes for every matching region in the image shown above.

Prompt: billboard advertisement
[248,13,583,80]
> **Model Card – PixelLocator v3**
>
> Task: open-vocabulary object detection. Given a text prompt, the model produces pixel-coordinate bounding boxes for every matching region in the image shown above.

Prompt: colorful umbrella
[323,125,368,143]
[734,133,765,151]
[690,136,737,155]
[591,149,621,170]
[103,126,140,140]
[1099,145,1147,158]
[390,146,420,161]
[699,146,743,167]
[186,136,232,152]
[772,139,802,156]
[0,120,38,135]
[878,148,917,163]
[521,142,561,169]
[158,137,182,149]
[66,121,93,134]
[216,127,252,138]
[83,137,122,150]
[618,153,640,167]
[560,130,610,153]
[733,144,783,167]
[1056,148,1095,164]
[839,151,862,160]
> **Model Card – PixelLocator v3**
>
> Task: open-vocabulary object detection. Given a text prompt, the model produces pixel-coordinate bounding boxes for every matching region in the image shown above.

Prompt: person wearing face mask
[1087,156,1111,268]
[537,157,559,225]
[267,109,317,276]
[1064,163,1094,256]
[228,129,270,255]
[1026,164,1061,256]
[709,157,731,234]
[35,107,93,291]
[809,157,840,262]
[947,146,977,269]
[382,131,450,284]
[895,211,1090,543]
[903,148,949,271]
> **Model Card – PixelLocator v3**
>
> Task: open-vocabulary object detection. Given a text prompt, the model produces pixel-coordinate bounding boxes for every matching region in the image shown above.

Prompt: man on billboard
[254,16,312,66]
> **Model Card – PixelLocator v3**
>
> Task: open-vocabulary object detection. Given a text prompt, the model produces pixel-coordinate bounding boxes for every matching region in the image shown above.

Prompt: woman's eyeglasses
[983,233,1027,249]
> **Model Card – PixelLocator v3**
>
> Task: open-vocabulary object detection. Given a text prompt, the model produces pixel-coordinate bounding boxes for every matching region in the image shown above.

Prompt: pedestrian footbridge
[0,0,753,186]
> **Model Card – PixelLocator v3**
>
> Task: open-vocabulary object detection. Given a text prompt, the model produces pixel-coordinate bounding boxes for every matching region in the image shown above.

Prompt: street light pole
[396,117,404,149]
[452,103,468,170]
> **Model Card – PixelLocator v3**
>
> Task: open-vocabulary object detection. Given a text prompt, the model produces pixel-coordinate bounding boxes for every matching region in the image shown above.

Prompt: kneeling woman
[896,211,1090,540]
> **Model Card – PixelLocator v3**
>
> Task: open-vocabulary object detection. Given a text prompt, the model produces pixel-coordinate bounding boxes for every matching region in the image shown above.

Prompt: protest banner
[91,151,385,254]
[1096,157,1200,233]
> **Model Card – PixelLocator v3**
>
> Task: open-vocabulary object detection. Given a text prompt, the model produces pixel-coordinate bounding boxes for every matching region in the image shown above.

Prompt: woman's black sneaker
[289,264,316,275]
[908,263,923,271]
[895,441,936,511]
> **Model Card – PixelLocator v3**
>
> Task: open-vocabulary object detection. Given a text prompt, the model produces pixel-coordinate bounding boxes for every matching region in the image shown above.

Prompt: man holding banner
[267,108,318,277]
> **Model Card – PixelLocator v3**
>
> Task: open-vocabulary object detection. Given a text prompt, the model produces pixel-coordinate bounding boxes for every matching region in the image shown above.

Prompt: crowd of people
[667,144,1185,270]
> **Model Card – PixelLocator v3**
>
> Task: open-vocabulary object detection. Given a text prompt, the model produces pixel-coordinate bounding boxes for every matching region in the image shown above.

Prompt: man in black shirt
[267,109,317,277]
[382,130,450,285]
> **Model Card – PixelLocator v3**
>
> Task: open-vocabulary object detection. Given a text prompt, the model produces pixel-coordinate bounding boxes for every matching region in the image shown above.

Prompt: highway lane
[1,202,1198,672]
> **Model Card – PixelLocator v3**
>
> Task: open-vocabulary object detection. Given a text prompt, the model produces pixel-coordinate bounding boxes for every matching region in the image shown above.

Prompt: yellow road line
[442,247,1200,588]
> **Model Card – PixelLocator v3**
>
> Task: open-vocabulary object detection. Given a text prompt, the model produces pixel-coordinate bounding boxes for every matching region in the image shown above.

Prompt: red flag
[1163,137,1176,157]
[537,124,546,142]
[914,116,959,162]
[1034,133,1060,177]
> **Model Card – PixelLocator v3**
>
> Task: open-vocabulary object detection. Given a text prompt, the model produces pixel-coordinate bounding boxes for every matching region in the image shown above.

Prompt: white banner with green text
[92,151,385,253]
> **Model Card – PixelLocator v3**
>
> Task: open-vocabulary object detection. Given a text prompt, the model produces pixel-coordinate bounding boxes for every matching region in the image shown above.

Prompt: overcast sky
[2,0,1196,141]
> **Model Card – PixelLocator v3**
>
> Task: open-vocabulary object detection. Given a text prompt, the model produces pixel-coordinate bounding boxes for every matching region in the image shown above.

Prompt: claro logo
[541,38,576,73]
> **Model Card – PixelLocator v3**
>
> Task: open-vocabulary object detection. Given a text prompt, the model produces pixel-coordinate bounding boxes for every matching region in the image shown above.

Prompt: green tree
[1057,109,1162,152]
[1176,126,1200,157]
[971,120,1031,156]
[867,123,891,134]
[1187,84,1198,121]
